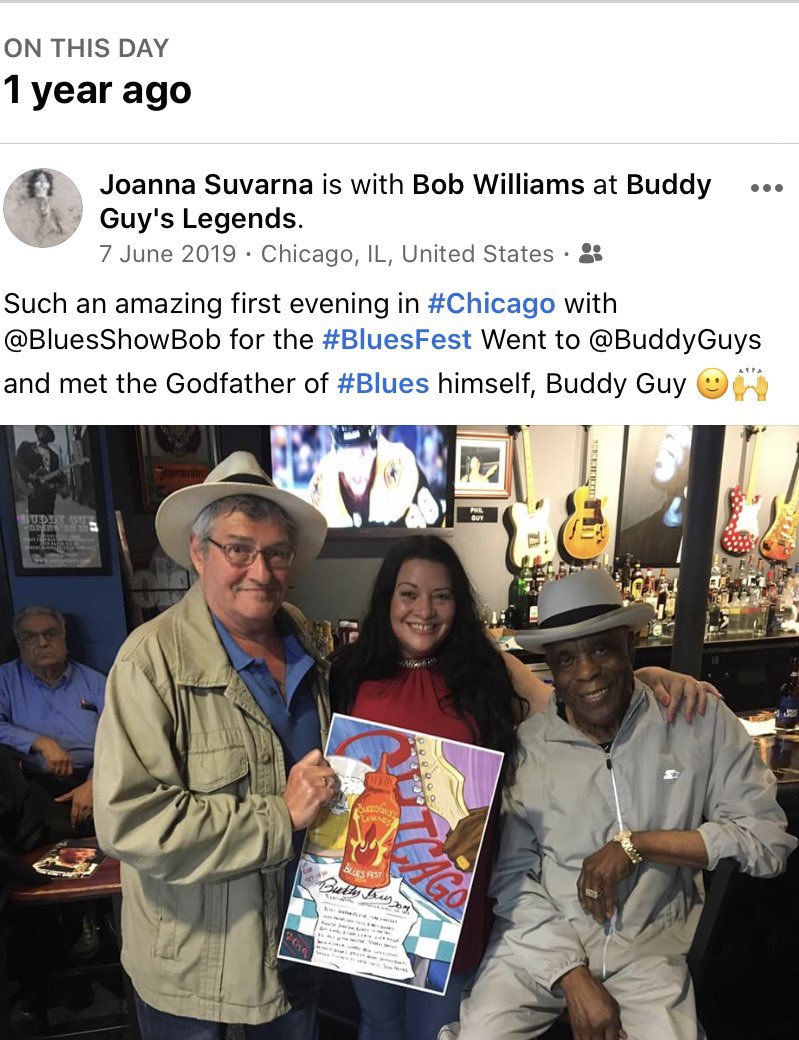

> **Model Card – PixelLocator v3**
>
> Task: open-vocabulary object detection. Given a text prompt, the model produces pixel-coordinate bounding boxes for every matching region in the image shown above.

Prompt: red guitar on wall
[720,426,765,556]
[760,443,799,562]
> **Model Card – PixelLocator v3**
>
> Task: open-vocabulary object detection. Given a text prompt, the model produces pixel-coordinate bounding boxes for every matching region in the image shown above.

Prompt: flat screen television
[268,425,456,530]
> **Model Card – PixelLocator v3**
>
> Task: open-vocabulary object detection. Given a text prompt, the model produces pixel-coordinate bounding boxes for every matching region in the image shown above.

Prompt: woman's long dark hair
[329,535,527,782]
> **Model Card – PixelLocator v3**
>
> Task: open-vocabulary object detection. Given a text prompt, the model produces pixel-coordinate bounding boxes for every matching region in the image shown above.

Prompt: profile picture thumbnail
[3,167,83,247]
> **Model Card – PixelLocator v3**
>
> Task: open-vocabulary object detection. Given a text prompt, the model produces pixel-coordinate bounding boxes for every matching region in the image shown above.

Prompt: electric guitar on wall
[760,442,799,562]
[18,460,83,496]
[507,425,555,568]
[560,434,610,561]
[720,426,765,556]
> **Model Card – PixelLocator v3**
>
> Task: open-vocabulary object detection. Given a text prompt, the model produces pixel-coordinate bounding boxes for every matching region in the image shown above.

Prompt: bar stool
[2,838,140,1039]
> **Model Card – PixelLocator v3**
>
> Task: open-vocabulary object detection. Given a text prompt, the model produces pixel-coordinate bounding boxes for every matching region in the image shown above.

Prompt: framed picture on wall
[2,425,111,575]
[615,425,694,567]
[454,432,513,498]
[136,426,218,511]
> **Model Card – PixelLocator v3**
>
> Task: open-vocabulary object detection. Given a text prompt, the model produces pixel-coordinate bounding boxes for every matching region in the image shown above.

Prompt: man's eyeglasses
[17,628,64,645]
[206,538,296,570]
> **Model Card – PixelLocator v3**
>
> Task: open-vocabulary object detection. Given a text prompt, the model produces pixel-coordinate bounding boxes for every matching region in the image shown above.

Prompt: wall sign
[457,506,498,524]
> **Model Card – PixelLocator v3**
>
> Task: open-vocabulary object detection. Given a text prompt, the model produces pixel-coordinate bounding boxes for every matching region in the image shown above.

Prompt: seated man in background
[443,570,796,1040]
[0,606,106,954]
[0,605,105,847]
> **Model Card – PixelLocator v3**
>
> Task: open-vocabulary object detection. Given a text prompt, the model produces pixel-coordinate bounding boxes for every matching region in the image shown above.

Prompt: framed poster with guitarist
[615,425,693,568]
[3,425,110,575]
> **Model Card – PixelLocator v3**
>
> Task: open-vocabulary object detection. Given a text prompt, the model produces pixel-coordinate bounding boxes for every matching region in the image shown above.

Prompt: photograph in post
[3,424,110,574]
[280,714,503,993]
[454,431,513,498]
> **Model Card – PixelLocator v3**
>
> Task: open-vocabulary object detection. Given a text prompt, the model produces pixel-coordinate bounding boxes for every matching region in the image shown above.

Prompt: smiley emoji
[697,368,729,399]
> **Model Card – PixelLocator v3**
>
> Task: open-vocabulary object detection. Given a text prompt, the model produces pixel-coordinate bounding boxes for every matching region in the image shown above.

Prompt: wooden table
[3,838,138,1039]
[10,838,121,905]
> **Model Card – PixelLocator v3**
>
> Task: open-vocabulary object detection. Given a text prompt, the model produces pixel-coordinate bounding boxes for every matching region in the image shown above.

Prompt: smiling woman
[390,558,456,661]
[328,535,528,1040]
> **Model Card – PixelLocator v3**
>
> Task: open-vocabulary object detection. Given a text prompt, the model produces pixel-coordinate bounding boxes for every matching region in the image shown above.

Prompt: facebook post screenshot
[0,5,797,1040]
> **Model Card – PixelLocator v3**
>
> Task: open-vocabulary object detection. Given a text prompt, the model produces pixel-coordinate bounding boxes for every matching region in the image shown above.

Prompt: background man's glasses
[206,538,296,570]
[18,629,63,645]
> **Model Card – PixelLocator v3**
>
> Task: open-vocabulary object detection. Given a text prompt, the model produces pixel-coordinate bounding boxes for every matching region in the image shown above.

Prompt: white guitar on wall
[507,425,556,568]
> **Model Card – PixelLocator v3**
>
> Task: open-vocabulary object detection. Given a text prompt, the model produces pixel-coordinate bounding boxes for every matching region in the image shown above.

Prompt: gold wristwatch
[612,829,643,865]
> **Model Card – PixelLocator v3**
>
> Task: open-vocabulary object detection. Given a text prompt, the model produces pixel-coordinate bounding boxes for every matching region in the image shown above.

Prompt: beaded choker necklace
[397,654,441,670]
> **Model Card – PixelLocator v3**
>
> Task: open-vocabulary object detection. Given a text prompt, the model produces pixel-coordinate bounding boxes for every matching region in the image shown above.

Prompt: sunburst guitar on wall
[720,426,765,557]
[560,436,610,561]
[507,425,555,568]
[760,442,799,562]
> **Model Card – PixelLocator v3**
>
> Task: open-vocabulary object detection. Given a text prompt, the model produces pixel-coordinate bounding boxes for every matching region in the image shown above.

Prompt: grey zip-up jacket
[489,681,796,991]
[94,583,330,1024]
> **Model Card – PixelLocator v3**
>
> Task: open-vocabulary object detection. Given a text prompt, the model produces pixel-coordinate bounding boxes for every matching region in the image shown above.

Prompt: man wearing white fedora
[442,569,795,1040]
[94,451,336,1039]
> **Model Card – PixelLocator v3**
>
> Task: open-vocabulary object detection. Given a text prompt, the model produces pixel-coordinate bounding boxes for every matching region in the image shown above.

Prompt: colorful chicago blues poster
[279,713,504,994]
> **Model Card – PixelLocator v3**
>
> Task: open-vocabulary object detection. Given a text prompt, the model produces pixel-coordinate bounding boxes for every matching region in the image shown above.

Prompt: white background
[1,3,796,424]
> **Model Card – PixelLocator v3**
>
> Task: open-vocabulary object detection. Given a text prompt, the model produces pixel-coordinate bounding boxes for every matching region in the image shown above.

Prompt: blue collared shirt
[0,658,106,776]
[212,615,323,872]
[211,615,321,773]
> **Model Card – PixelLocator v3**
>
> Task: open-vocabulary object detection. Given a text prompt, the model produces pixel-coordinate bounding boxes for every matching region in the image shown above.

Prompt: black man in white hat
[442,569,795,1040]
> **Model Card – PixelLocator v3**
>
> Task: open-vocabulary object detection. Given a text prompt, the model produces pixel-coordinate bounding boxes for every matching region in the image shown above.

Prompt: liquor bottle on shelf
[665,577,678,622]
[643,569,658,612]
[738,573,750,607]
[502,602,518,630]
[718,570,731,609]
[534,557,547,596]
[528,581,539,626]
[707,590,722,636]
[720,557,731,587]
[731,559,746,603]
[709,554,721,591]
[656,571,669,621]
[775,656,799,731]
[765,569,779,633]
[512,556,532,629]
[612,563,623,595]
[630,561,644,602]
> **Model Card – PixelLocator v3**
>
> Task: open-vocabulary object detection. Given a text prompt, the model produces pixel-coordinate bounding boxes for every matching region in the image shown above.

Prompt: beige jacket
[94,583,330,1024]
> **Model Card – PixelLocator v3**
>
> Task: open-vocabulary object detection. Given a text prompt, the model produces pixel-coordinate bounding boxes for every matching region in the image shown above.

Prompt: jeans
[133,965,320,1040]
[352,970,473,1040]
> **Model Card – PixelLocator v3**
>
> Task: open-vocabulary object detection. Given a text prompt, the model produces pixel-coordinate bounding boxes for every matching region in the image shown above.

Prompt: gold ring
[585,887,600,899]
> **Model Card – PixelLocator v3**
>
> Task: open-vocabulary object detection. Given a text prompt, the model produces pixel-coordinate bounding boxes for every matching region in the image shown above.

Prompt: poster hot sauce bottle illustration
[339,751,400,889]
